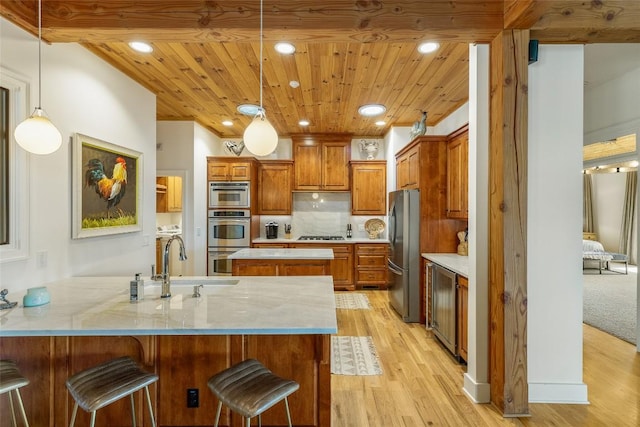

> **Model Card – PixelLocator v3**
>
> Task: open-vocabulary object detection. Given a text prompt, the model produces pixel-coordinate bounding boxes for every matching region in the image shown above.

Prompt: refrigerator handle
[387,258,403,276]
[388,199,396,244]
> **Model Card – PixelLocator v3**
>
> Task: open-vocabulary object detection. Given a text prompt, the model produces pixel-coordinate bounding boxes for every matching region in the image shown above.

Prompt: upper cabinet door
[322,142,350,191]
[351,161,387,215]
[258,161,293,215]
[292,134,351,191]
[293,141,322,190]
[446,130,469,219]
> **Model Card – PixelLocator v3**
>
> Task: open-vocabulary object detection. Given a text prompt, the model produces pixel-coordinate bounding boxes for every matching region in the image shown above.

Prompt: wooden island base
[0,334,331,427]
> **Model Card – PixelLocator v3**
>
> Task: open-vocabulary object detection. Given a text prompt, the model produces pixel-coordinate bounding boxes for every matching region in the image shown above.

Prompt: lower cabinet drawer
[356,270,387,282]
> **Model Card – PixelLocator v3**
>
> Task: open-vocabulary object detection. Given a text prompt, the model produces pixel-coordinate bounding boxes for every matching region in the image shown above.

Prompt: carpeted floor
[583,267,637,344]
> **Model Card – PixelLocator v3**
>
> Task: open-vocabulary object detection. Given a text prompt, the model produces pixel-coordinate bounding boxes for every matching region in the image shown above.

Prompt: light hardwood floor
[332,290,640,427]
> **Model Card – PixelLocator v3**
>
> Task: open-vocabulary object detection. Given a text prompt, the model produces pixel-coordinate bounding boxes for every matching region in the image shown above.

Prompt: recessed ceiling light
[128,41,153,53]
[375,121,386,126]
[275,42,296,55]
[299,120,310,126]
[289,80,300,88]
[418,42,440,54]
[222,120,233,126]
[237,104,261,116]
[358,104,386,117]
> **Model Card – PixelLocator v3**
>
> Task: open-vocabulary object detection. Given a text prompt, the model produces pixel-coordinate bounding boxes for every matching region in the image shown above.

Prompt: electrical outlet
[187,388,199,408]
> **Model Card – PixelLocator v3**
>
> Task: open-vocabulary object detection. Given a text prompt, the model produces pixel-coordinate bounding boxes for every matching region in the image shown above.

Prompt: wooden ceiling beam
[530,0,640,43]
[2,0,505,43]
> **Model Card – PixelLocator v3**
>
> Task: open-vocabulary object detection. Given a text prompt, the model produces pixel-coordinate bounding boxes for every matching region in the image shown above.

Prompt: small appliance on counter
[284,224,292,239]
[346,224,352,238]
[265,221,279,239]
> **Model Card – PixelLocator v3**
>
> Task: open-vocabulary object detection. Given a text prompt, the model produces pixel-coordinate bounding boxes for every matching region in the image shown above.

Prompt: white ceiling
[584,44,640,87]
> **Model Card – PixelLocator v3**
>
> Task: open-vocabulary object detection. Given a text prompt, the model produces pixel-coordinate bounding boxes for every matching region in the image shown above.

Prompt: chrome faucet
[161,235,187,298]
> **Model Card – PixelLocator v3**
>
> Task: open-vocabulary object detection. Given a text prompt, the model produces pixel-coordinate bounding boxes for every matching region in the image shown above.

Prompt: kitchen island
[229,247,334,277]
[0,276,336,427]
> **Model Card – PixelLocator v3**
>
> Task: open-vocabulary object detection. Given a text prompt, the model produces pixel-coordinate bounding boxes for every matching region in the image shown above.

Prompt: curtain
[618,171,637,258]
[583,173,594,233]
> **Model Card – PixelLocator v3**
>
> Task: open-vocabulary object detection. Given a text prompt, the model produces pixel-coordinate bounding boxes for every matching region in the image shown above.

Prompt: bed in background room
[582,238,628,274]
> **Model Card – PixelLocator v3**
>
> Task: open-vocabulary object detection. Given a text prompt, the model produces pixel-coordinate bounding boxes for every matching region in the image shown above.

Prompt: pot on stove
[265,222,279,239]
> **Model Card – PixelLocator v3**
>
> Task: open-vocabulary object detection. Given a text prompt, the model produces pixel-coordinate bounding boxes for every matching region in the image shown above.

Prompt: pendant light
[243,0,278,156]
[14,0,62,155]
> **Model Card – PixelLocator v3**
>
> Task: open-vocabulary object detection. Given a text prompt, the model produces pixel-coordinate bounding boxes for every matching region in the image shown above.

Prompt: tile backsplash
[259,192,387,239]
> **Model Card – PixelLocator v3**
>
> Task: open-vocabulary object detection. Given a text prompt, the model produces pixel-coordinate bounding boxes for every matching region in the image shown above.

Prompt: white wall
[463,44,490,404]
[584,67,640,144]
[528,45,588,403]
[0,18,157,290]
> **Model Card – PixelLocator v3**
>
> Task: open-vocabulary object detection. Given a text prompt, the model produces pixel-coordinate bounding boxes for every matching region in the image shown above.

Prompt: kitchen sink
[149,277,239,286]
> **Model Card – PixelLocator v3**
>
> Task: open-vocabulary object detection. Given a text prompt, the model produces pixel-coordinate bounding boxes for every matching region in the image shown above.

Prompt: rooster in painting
[85,157,127,217]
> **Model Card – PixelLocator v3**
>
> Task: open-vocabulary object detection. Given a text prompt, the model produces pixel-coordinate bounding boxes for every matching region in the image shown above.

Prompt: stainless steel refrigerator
[387,189,420,322]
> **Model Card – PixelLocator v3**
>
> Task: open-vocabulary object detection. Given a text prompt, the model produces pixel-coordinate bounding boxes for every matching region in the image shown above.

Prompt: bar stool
[65,356,158,427]
[0,360,30,427]
[207,359,299,427]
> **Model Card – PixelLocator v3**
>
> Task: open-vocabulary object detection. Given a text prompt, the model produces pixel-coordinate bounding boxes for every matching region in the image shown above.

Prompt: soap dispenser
[130,273,144,301]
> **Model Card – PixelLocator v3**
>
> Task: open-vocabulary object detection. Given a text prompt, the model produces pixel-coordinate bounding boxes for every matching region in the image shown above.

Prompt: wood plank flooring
[332,290,640,427]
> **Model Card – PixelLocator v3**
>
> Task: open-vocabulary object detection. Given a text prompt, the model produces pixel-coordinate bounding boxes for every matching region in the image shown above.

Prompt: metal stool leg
[89,410,96,427]
[245,417,250,427]
[214,401,223,427]
[69,402,79,427]
[144,386,156,427]
[8,391,17,427]
[258,414,262,426]
[130,393,137,427]
[284,396,293,427]
[14,389,30,427]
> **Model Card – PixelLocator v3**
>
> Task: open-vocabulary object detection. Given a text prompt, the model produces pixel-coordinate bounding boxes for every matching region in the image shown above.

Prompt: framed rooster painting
[72,133,142,239]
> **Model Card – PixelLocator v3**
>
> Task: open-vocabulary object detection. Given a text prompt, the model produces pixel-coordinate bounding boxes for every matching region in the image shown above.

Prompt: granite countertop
[0,276,337,337]
[252,237,389,244]
[421,253,469,277]
[228,248,334,260]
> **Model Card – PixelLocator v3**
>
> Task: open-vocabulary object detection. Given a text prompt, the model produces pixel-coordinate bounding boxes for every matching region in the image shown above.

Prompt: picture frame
[72,133,143,239]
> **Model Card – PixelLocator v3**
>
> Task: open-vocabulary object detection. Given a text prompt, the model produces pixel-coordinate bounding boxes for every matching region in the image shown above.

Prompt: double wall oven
[207,182,251,275]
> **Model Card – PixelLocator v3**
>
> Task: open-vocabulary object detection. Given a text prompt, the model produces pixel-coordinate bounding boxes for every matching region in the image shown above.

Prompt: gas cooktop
[298,235,345,241]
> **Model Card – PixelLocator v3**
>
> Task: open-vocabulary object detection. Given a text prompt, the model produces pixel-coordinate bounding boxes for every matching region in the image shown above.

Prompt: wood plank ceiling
[2,1,639,138]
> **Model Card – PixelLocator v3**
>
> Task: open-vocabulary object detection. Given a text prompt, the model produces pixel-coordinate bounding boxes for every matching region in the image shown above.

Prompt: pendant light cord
[37,0,42,109]
[259,0,263,113]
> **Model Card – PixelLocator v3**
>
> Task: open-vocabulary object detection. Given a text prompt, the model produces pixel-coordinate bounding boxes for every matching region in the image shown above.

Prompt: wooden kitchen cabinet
[457,275,469,362]
[291,243,354,290]
[350,161,387,215]
[232,258,331,276]
[207,157,252,181]
[292,134,351,191]
[355,243,389,289]
[446,126,469,219]
[396,144,420,189]
[156,176,182,212]
[257,160,293,214]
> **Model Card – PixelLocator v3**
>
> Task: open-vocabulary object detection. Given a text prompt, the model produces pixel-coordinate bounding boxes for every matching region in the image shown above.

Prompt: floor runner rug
[334,293,371,309]
[331,336,383,375]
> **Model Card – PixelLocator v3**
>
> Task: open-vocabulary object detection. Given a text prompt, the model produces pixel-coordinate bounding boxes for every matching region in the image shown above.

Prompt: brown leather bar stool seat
[0,360,30,427]
[65,356,158,427]
[207,359,299,427]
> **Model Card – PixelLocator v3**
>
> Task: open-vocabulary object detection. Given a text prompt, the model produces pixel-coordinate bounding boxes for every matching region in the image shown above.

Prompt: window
[0,68,30,262]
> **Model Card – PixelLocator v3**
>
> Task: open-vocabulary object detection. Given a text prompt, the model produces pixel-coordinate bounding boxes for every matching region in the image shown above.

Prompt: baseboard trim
[462,373,491,403]
[528,382,589,404]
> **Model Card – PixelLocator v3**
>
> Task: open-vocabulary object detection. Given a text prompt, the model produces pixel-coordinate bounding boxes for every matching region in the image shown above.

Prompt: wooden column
[488,29,529,416]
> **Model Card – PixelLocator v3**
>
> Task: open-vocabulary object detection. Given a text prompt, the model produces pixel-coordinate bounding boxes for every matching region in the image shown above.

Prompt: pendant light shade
[243,110,278,156]
[243,0,278,157]
[14,108,62,155]
[14,0,62,155]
